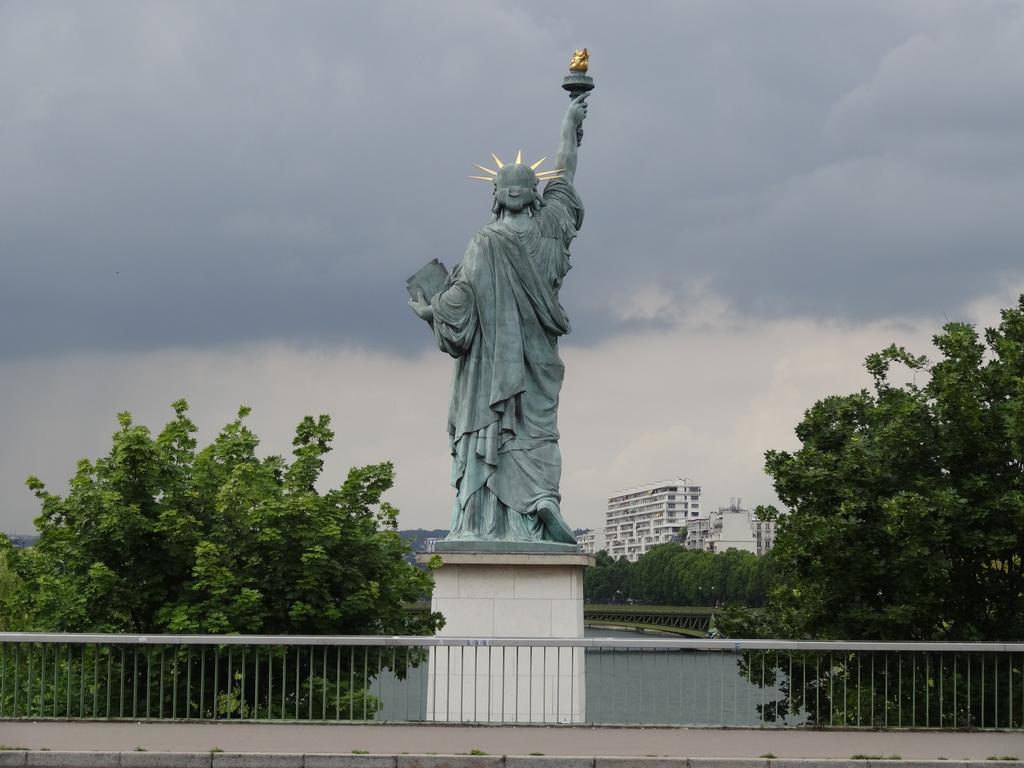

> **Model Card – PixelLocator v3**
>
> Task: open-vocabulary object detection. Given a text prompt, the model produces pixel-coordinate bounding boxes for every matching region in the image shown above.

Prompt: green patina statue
[408,60,591,552]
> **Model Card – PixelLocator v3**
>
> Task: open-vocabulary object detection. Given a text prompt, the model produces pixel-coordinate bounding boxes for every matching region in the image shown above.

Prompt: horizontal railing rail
[1,633,1022,652]
[0,633,1020,730]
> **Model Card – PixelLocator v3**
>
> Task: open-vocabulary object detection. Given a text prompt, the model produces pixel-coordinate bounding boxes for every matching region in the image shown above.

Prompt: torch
[562,48,594,146]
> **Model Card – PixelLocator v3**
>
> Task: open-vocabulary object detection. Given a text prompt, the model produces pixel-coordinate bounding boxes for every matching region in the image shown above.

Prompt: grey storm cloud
[2,0,1023,360]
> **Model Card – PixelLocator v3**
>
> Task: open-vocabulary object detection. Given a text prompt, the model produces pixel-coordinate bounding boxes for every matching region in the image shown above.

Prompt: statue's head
[493,163,540,216]
[468,152,563,219]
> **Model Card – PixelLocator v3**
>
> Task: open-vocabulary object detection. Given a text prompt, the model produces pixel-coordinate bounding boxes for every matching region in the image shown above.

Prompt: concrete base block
[421,552,592,724]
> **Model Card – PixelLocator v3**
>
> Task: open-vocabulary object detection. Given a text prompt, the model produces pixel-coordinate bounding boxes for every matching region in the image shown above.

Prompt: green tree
[763,299,1024,642]
[0,536,25,631]
[731,296,1024,728]
[18,401,441,637]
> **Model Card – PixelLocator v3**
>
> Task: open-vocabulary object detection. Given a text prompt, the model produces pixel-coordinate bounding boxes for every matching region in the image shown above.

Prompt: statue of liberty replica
[408,51,593,552]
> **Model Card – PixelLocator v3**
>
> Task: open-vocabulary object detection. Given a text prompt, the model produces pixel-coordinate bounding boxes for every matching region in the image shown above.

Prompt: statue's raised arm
[556,94,589,186]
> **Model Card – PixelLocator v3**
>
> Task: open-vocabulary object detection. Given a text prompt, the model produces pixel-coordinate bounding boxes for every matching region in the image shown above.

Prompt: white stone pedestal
[418,551,593,724]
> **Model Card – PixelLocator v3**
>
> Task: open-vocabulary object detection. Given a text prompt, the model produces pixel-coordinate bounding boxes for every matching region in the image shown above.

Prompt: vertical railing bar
[427,645,434,723]
[90,645,97,719]
[762,650,767,726]
[42,643,50,718]
[0,643,6,719]
[514,645,519,724]
[133,648,139,720]
[939,651,943,728]
[897,651,905,729]
[982,653,986,729]
[199,648,205,720]
[307,645,313,721]
[418,644,425,723]
[402,646,409,723]
[733,650,739,726]
[538,643,542,724]
[349,646,354,721]
[884,652,888,728]
[267,647,274,721]
[240,648,246,721]
[159,646,165,720]
[460,646,465,723]
[953,653,957,729]
[527,646,531,725]
[867,652,873,727]
[994,652,998,729]
[335,646,341,722]
[253,648,259,720]
[1007,651,1011,729]
[51,643,58,720]
[27,643,33,718]
[926,652,931,728]
[828,651,833,727]
[913,651,921,729]
[294,646,300,720]
[552,645,557,725]
[568,644,574,725]
[282,646,288,720]
[105,646,112,719]
[226,647,232,721]
[802,652,807,728]
[444,644,450,723]
[13,644,20,718]
[118,651,125,720]
[322,646,328,721]
[168,651,175,724]
[967,650,971,726]
[856,651,861,727]
[375,646,382,722]
[35,644,41,718]
[214,647,222,724]
[61,647,70,724]
[721,650,726,726]
[475,646,480,723]
[182,646,189,720]
[815,653,820,726]
[213,647,220,721]
[841,651,846,727]
[362,646,369,722]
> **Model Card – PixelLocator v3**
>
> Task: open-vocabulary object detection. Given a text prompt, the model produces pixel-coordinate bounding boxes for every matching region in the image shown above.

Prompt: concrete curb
[3,755,1021,768]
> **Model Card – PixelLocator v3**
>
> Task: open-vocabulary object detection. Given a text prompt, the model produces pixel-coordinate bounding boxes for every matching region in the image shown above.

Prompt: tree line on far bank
[584,544,772,607]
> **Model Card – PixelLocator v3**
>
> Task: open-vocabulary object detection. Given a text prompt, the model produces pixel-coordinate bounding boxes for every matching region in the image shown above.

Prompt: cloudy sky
[2,0,1023,534]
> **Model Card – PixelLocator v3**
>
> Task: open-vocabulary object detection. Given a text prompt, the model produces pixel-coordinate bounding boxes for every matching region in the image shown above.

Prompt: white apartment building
[604,478,702,562]
[685,502,776,556]
[576,527,606,555]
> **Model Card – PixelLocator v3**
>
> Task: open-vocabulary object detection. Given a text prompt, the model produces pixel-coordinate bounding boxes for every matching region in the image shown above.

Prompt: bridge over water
[583,604,714,636]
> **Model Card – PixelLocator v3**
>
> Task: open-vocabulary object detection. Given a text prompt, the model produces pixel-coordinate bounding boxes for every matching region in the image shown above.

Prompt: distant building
[576,527,606,555]
[685,500,776,556]
[604,478,701,562]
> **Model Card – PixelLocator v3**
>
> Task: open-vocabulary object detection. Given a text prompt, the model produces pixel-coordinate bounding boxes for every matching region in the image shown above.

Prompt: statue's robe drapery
[431,179,583,541]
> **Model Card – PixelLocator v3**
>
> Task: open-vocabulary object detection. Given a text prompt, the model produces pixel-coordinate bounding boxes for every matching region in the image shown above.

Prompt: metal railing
[0,633,1021,729]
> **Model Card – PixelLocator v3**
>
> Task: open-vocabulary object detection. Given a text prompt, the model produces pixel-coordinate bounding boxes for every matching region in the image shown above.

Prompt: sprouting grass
[352,750,369,755]
[987,758,1019,762]
[760,754,777,759]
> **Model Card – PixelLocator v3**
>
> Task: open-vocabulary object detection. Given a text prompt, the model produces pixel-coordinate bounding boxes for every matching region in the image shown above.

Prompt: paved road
[0,722,1021,759]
